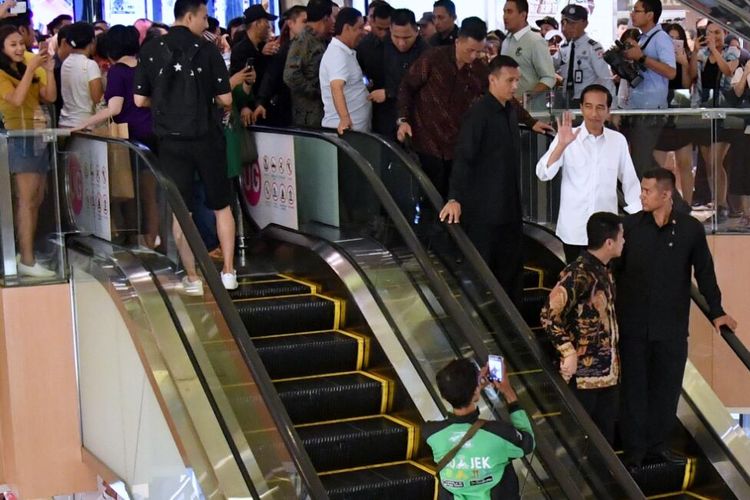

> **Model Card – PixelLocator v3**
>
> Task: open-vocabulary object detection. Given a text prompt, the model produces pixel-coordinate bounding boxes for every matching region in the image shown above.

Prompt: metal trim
[0,135,17,278]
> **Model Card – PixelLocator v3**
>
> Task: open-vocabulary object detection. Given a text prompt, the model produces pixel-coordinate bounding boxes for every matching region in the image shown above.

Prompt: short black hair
[580,84,613,108]
[508,0,530,14]
[67,22,95,49]
[458,16,487,41]
[587,212,622,250]
[372,3,394,20]
[433,0,456,18]
[617,17,629,27]
[94,31,108,59]
[334,7,362,36]
[228,17,244,30]
[643,168,676,191]
[94,20,109,29]
[488,54,520,74]
[436,358,478,409]
[391,9,417,28]
[285,5,307,21]
[47,14,72,34]
[174,0,207,20]
[307,0,334,23]
[0,11,33,30]
[639,0,663,23]
[105,24,140,59]
[207,16,220,33]
[57,23,73,43]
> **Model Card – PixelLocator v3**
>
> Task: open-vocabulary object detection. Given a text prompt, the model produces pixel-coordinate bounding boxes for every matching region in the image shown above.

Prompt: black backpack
[151,36,211,139]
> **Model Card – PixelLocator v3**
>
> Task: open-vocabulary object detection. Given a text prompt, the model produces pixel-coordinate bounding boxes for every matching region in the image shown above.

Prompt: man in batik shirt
[540,212,624,444]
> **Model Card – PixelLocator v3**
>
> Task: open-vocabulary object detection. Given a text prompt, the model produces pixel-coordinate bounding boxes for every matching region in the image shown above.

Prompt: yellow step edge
[507,369,543,376]
[277,273,320,294]
[317,459,435,477]
[524,287,552,293]
[684,491,715,500]
[533,412,562,419]
[231,292,315,303]
[294,414,388,428]
[236,277,289,285]
[683,457,697,491]
[357,370,393,413]
[524,266,545,288]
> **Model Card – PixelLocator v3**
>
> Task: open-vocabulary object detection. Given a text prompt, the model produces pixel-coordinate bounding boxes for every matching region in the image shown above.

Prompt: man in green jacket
[424,358,535,499]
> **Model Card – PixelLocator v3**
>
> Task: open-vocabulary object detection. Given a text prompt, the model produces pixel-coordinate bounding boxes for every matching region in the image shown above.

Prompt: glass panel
[0,130,66,286]
[62,133,314,498]
[713,109,750,234]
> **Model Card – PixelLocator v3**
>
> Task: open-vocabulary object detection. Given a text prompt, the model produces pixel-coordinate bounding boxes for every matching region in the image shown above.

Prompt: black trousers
[571,382,619,446]
[418,153,453,200]
[619,335,688,464]
[563,243,587,264]
[624,115,667,178]
[463,221,524,306]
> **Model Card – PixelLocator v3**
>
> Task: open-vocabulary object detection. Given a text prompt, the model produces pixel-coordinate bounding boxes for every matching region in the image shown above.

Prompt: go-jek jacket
[423,405,535,499]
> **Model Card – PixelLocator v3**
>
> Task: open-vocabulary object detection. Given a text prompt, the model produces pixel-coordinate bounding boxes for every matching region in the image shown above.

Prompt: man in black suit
[439,55,524,305]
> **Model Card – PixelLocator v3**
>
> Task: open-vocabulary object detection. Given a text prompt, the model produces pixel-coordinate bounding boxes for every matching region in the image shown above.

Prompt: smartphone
[488,355,504,382]
[245,57,255,70]
[696,26,707,39]
[10,1,26,14]
[672,39,683,52]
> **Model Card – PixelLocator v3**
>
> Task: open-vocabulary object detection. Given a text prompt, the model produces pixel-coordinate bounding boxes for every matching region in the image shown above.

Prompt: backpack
[151,36,211,139]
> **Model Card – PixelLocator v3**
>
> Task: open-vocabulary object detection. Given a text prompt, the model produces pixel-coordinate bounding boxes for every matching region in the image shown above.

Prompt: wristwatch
[638,55,647,65]
[396,117,408,126]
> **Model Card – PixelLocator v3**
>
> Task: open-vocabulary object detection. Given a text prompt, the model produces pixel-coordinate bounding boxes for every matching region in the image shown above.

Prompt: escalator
[224,271,437,497]
[336,129,750,500]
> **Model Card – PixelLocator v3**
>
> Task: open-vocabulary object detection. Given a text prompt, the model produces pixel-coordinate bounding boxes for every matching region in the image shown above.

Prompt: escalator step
[297,415,412,472]
[630,457,694,496]
[235,295,337,336]
[320,461,436,500]
[254,331,364,379]
[229,279,313,300]
[524,267,543,289]
[521,288,550,327]
[275,372,388,425]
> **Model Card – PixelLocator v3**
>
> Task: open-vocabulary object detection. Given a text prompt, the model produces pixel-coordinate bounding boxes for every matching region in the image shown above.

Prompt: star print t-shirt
[134,26,230,134]
[104,63,153,141]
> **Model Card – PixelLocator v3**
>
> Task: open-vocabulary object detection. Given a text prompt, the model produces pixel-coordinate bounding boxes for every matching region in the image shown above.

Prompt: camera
[603,40,644,88]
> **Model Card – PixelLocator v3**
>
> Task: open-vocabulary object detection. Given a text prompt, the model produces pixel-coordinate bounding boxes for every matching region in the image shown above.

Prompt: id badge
[574,69,583,84]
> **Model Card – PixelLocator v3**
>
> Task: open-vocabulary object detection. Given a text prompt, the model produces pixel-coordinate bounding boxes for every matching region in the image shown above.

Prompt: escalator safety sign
[245,133,298,230]
[244,161,262,206]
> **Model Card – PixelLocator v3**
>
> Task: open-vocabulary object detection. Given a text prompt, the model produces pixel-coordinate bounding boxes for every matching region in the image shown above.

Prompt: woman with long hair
[0,25,57,277]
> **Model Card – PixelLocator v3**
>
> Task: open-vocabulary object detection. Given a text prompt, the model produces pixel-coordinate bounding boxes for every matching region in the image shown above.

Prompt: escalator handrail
[68,132,328,499]
[690,285,750,372]
[247,125,608,499]
[337,129,644,498]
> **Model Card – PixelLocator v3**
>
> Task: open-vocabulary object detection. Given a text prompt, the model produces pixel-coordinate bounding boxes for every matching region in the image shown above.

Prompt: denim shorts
[9,136,50,175]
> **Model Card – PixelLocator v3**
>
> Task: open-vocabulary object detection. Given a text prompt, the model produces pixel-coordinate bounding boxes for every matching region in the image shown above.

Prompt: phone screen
[672,39,683,52]
[488,355,504,382]
[10,1,27,14]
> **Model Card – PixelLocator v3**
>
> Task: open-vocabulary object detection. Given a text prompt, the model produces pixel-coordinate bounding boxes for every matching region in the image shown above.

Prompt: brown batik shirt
[540,252,620,389]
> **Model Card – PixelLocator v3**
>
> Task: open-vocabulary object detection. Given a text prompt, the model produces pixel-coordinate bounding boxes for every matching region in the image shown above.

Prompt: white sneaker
[181,276,204,296]
[221,270,238,290]
[17,261,56,278]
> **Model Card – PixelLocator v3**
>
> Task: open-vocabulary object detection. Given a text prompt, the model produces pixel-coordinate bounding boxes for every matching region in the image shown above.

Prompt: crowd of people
[0,0,744,496]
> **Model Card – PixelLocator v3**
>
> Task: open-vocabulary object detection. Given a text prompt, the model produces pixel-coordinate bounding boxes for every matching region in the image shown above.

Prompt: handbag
[93,118,135,200]
[435,419,487,472]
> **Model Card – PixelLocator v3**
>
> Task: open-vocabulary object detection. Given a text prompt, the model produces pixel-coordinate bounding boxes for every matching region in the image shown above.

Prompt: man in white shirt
[536,84,641,262]
[320,7,372,134]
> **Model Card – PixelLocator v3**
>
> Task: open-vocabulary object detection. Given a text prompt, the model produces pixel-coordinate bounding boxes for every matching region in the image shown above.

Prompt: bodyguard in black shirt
[439,55,524,305]
[616,168,737,468]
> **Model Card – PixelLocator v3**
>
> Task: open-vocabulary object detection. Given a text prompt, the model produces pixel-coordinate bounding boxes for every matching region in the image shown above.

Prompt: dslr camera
[603,40,644,88]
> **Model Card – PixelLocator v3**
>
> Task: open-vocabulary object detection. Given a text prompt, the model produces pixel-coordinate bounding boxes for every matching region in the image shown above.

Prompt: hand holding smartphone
[487,354,504,383]
[9,0,25,14]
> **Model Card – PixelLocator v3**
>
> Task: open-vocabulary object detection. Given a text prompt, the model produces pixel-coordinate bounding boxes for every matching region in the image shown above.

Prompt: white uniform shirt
[536,125,642,245]
[320,37,372,131]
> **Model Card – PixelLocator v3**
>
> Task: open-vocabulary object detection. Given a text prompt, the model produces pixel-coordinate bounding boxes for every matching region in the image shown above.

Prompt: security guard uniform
[555,32,615,106]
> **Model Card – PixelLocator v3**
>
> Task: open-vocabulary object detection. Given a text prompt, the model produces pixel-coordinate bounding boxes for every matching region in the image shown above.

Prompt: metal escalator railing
[332,129,645,498]
[244,125,630,498]
[62,131,327,499]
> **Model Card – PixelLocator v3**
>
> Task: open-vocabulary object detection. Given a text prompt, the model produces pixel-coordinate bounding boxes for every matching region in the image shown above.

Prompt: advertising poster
[68,139,111,240]
[243,132,298,230]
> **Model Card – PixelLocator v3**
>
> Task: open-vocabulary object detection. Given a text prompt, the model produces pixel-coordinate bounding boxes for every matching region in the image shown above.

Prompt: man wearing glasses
[620,0,676,175]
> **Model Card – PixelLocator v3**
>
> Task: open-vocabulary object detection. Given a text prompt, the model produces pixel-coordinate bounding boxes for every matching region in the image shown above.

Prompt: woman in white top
[59,22,103,127]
